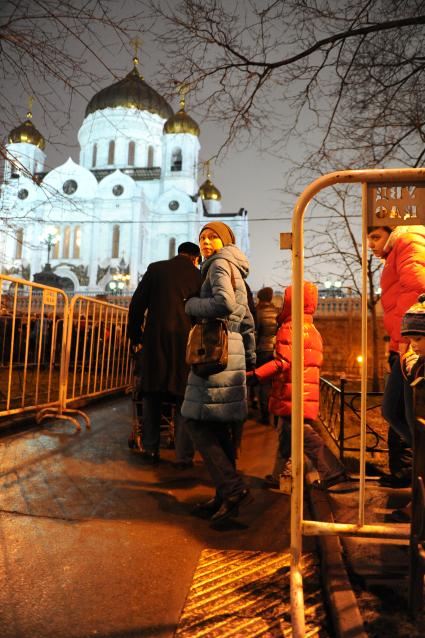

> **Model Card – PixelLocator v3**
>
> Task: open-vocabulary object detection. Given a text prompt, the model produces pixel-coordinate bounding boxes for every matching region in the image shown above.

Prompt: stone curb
[308,487,368,638]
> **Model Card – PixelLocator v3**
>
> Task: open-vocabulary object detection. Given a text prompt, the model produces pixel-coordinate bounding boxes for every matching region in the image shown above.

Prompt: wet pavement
[0,397,322,638]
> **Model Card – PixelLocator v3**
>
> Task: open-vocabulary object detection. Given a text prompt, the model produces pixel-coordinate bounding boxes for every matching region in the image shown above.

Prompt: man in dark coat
[128,242,201,466]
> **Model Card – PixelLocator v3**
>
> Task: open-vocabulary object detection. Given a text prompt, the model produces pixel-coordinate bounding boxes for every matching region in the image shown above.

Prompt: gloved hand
[246,370,259,386]
[403,347,419,376]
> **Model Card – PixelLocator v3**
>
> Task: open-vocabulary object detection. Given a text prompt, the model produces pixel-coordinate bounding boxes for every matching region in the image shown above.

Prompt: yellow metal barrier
[0,277,132,431]
[0,274,68,422]
[61,295,132,426]
[289,168,425,635]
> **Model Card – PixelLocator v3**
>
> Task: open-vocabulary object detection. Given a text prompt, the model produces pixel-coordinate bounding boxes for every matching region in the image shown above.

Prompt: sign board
[367,183,425,226]
[280,232,293,249]
[43,290,57,306]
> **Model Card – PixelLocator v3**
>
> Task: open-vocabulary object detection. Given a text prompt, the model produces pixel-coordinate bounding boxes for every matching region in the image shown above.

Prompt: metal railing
[318,376,387,463]
[0,274,132,431]
[289,168,425,635]
[0,274,68,419]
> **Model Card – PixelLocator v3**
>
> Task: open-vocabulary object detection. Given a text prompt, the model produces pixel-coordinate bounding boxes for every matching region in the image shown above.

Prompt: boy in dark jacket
[254,287,278,423]
[391,293,425,522]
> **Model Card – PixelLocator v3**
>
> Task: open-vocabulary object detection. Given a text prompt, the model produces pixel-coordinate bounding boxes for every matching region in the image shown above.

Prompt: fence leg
[408,419,425,617]
[339,376,346,462]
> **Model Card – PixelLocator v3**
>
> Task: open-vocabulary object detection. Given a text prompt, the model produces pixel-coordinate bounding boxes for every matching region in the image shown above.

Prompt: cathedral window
[15,228,24,259]
[128,141,135,166]
[112,224,120,258]
[73,226,81,258]
[108,140,115,165]
[92,143,97,167]
[63,226,71,258]
[171,148,182,172]
[169,237,176,259]
[147,145,154,168]
[63,179,78,195]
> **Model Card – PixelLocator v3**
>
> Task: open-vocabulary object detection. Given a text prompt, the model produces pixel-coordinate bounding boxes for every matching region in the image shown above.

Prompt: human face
[199,229,223,259]
[409,335,425,357]
[367,228,391,259]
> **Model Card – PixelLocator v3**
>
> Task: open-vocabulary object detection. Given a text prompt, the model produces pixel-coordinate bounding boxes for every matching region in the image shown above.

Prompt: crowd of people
[127,220,425,528]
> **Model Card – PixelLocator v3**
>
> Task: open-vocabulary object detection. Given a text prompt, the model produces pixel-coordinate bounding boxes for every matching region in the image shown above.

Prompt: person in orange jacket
[247,281,348,490]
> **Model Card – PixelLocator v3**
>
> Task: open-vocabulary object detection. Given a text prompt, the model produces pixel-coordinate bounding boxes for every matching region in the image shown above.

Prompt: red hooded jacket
[380,226,425,353]
[254,282,323,419]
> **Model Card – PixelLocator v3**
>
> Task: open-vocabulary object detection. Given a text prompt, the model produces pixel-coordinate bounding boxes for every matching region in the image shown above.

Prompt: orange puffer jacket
[381,226,425,352]
[254,282,323,419]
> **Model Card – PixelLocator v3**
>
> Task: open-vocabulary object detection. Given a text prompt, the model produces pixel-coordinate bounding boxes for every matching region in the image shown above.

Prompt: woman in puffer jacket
[182,221,256,524]
[247,282,347,490]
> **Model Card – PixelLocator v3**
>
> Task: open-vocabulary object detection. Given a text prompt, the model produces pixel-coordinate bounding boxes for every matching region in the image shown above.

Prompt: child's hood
[383,225,425,255]
[277,281,318,324]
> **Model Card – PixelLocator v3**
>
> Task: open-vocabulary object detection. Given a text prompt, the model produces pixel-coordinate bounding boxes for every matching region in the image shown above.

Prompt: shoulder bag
[185,262,236,378]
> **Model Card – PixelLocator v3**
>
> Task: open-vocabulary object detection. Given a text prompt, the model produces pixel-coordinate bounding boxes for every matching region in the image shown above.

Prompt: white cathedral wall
[4,143,46,179]
[78,108,165,169]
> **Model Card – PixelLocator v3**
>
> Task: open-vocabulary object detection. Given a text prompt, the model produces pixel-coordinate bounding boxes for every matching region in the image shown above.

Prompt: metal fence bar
[318,377,387,459]
[0,276,132,431]
[0,274,68,420]
[290,167,425,634]
[63,295,132,410]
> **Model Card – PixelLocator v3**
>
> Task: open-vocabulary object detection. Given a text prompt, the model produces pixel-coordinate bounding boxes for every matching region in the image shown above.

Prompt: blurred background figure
[254,286,278,424]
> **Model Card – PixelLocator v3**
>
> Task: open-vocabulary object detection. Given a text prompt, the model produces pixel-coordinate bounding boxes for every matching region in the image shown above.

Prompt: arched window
[92,143,97,167]
[15,228,24,259]
[52,227,60,259]
[63,226,71,258]
[171,147,182,171]
[73,226,81,258]
[112,225,120,258]
[128,141,135,166]
[147,145,154,168]
[108,140,115,165]
[169,237,176,259]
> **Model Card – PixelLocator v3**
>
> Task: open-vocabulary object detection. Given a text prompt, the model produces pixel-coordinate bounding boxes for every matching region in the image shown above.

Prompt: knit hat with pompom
[401,293,425,336]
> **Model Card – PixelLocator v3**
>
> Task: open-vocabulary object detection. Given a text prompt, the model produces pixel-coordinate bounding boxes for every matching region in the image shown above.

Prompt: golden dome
[199,177,221,201]
[9,112,45,150]
[163,92,199,136]
[85,65,173,119]
[163,108,200,136]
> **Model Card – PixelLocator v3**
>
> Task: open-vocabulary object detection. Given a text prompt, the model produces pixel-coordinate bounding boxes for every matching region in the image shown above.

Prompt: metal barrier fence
[0,274,132,430]
[288,168,424,635]
[318,377,387,463]
[0,274,68,419]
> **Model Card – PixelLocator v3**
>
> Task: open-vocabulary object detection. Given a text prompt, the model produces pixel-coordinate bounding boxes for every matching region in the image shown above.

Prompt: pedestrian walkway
[0,396,326,638]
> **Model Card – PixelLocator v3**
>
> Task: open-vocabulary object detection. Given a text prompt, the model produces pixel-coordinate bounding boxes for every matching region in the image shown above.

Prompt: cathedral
[0,54,249,293]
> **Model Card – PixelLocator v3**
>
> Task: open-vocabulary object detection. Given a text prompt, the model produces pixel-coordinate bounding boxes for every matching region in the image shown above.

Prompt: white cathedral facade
[0,57,249,293]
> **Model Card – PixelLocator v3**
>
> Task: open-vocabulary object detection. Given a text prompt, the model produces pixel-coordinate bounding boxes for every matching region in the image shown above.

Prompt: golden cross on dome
[178,83,189,110]
[27,95,34,119]
[204,159,212,179]
[130,37,142,67]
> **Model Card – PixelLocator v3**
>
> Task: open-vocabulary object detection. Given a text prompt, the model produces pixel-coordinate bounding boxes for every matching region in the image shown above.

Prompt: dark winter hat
[199,221,235,246]
[401,293,425,336]
[257,287,274,302]
[178,241,200,257]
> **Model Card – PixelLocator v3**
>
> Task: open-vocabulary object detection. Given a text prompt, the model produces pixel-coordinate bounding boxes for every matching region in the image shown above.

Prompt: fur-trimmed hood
[383,225,425,255]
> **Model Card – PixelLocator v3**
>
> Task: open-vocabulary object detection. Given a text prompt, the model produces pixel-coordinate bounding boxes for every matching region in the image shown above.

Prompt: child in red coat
[248,281,348,490]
